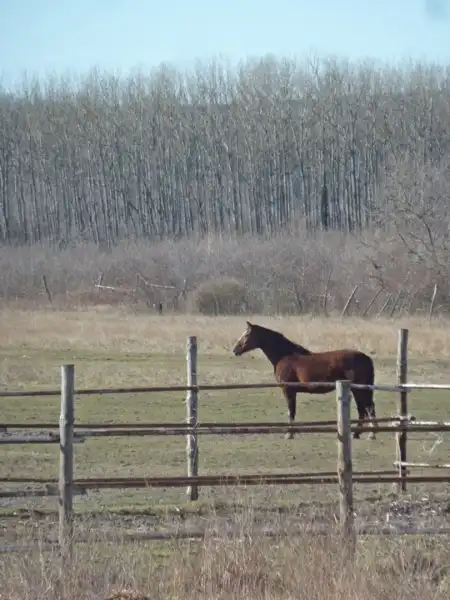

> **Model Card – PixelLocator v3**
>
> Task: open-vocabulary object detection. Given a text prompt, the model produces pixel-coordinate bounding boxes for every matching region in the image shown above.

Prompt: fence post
[396,329,409,493]
[336,380,355,556]
[186,336,199,501]
[59,364,75,562]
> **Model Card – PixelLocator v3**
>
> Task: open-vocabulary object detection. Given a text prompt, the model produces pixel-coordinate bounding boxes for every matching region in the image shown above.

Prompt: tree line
[0,56,449,245]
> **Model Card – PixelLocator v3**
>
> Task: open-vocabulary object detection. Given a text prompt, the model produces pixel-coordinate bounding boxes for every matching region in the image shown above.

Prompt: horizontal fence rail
[2,473,450,491]
[0,487,87,499]
[0,382,339,398]
[0,470,399,485]
[0,416,410,430]
[0,436,85,445]
[4,381,450,399]
[3,420,450,440]
[394,461,450,469]
[4,423,450,440]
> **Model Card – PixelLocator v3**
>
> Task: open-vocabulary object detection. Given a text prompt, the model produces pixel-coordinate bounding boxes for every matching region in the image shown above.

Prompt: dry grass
[3,307,450,361]
[1,507,450,600]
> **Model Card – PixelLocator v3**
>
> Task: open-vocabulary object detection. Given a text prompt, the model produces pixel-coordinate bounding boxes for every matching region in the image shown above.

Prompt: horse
[232,321,377,440]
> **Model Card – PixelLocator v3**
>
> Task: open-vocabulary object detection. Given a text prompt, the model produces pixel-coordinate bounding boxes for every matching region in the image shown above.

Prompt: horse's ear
[246,321,253,328]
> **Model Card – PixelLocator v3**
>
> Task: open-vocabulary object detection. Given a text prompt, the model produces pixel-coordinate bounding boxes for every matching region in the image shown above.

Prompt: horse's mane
[255,325,312,356]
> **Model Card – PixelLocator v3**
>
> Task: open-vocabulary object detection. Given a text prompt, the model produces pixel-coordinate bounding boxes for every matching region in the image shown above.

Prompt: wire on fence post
[396,329,409,493]
[59,364,75,564]
[336,380,355,558]
[186,336,199,501]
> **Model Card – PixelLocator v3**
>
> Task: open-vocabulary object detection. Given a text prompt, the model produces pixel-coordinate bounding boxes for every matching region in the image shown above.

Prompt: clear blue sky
[1,0,449,89]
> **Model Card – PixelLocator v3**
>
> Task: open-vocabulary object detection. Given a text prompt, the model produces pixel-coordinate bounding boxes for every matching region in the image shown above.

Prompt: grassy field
[1,308,450,598]
[1,308,449,509]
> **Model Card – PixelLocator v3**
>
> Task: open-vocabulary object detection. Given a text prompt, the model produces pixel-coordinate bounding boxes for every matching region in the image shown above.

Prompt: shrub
[188,277,248,315]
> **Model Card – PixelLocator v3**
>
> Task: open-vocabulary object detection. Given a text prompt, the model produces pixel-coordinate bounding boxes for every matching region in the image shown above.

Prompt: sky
[0,0,449,89]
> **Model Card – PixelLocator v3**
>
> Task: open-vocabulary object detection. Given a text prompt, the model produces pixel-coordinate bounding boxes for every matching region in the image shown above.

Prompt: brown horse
[232,321,377,440]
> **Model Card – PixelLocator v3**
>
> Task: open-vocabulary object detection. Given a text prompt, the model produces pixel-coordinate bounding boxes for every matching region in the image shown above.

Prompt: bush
[188,277,248,315]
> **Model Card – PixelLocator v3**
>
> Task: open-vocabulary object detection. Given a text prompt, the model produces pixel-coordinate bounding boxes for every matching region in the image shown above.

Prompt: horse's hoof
[285,432,294,440]
[353,433,360,440]
[368,432,376,441]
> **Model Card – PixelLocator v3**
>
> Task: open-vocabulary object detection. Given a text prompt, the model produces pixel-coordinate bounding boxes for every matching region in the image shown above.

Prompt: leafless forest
[1,56,450,314]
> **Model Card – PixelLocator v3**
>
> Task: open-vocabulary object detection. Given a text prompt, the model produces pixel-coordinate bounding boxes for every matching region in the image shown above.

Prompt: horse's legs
[352,392,365,440]
[366,400,377,440]
[283,388,297,440]
[353,389,377,440]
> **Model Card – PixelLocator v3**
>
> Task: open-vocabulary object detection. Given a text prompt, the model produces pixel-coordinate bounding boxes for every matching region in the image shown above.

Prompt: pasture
[1,308,450,512]
[2,308,450,597]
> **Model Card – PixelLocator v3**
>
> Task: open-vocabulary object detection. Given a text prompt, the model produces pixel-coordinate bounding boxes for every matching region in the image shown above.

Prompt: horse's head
[232,321,260,356]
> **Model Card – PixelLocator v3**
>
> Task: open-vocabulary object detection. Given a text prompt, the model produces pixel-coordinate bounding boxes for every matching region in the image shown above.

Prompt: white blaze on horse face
[234,327,251,354]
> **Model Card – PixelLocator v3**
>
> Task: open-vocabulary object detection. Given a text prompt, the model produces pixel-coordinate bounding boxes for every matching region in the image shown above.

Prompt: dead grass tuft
[103,592,152,600]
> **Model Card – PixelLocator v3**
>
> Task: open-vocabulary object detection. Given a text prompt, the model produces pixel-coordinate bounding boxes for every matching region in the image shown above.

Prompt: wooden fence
[1,329,450,558]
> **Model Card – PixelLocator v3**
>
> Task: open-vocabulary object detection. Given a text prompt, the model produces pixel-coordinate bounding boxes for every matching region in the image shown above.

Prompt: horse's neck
[258,335,307,367]
[293,344,311,356]
[258,342,284,367]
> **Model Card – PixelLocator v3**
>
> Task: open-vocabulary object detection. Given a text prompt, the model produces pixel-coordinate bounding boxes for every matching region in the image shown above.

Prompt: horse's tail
[353,351,376,413]
[366,352,375,387]
[361,352,377,437]
[353,351,374,384]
